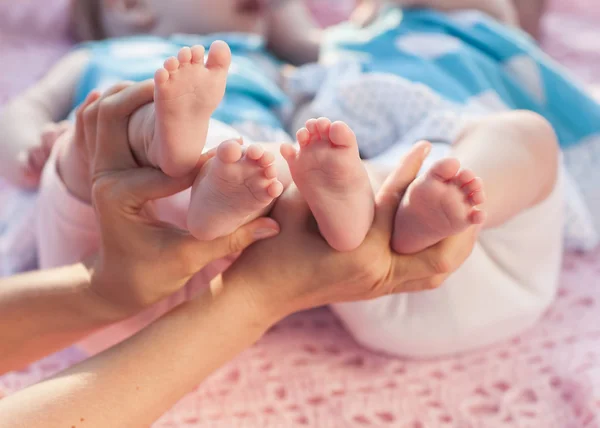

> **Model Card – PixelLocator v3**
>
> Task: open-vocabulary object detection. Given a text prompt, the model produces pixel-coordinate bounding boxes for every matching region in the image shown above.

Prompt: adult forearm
[0,280,274,427]
[0,264,123,374]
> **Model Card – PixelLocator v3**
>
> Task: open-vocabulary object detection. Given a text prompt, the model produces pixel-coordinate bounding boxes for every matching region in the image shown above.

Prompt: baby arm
[0,49,89,188]
[266,0,322,66]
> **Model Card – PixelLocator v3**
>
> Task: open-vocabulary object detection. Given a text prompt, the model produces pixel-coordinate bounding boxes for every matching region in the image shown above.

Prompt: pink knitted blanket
[1,1,599,426]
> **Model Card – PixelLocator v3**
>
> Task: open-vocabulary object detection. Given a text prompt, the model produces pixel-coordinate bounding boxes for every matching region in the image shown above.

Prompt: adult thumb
[93,167,195,215]
[178,217,281,268]
[374,141,431,230]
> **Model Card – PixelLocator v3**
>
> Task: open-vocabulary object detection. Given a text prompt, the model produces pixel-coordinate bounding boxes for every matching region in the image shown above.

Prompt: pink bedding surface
[1,1,599,426]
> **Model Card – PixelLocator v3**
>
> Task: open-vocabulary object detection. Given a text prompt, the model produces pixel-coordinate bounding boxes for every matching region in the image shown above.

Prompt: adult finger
[83,81,136,129]
[93,167,196,214]
[100,81,136,97]
[168,217,281,273]
[388,226,479,293]
[82,93,109,161]
[82,81,136,149]
[82,81,147,172]
[75,90,101,156]
[97,79,154,119]
[374,141,431,234]
[424,226,479,275]
[389,274,447,294]
[384,249,446,294]
[94,80,155,174]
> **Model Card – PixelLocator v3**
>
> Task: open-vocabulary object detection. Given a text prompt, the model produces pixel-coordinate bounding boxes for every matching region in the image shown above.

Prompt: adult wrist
[84,263,141,325]
[218,272,290,330]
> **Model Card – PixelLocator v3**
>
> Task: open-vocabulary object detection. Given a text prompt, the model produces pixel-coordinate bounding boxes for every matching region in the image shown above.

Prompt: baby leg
[447,111,559,229]
[333,111,562,358]
[128,41,230,177]
[55,42,230,206]
[392,111,558,254]
[282,118,375,252]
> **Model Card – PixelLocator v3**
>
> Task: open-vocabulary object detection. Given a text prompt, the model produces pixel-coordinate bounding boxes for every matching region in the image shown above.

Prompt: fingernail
[254,228,279,240]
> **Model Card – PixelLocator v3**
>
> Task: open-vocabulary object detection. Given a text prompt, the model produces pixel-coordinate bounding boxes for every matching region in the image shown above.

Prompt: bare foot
[187,140,284,241]
[281,118,374,252]
[150,41,231,177]
[392,158,486,254]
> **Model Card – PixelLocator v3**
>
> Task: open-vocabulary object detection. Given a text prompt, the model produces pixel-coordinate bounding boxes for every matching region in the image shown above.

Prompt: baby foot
[187,140,284,241]
[281,118,374,252]
[150,41,231,177]
[392,158,486,254]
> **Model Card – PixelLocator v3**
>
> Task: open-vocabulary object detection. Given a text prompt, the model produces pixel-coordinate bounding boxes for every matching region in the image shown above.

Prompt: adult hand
[223,141,478,321]
[77,81,280,316]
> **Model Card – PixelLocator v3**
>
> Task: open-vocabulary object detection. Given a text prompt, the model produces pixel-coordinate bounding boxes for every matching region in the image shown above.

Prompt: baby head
[71,0,268,41]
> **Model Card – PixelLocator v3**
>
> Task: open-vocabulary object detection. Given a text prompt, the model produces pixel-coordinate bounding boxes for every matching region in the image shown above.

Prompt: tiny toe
[316,117,331,139]
[329,121,357,148]
[216,140,244,164]
[469,189,486,206]
[245,144,264,161]
[455,169,477,187]
[469,208,486,225]
[154,68,170,85]
[178,47,192,64]
[429,158,461,181]
[206,40,232,70]
[163,57,179,72]
[264,165,278,179]
[267,180,284,198]
[281,143,298,162]
[305,119,318,136]
[258,151,275,167]
[460,176,483,196]
[191,45,206,63]
[248,177,277,202]
[296,128,311,147]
